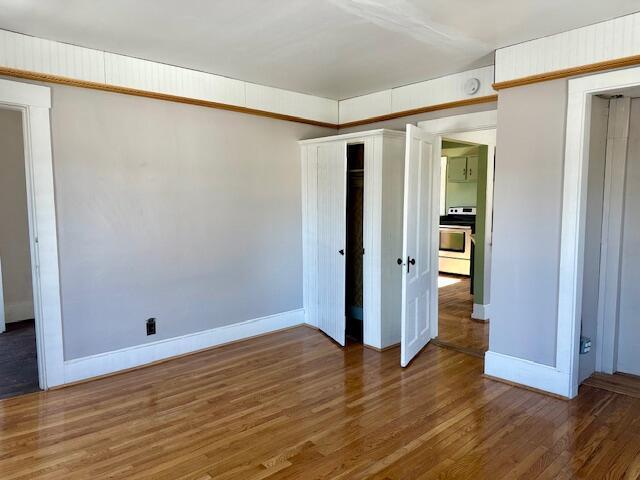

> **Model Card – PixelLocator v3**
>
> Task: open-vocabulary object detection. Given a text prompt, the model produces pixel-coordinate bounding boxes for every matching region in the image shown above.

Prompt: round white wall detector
[464,78,481,95]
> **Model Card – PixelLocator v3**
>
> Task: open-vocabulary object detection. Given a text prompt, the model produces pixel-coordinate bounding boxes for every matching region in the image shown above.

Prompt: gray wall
[490,79,567,367]
[0,108,34,322]
[579,96,609,383]
[617,97,640,375]
[47,85,334,359]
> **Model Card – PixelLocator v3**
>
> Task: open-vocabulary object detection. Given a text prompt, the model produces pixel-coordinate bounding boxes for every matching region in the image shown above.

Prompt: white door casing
[0,78,64,388]
[316,141,347,346]
[561,65,640,398]
[400,125,441,367]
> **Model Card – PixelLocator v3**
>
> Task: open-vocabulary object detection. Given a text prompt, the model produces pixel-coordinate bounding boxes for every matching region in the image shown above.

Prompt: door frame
[561,65,640,398]
[0,78,64,389]
[417,110,497,330]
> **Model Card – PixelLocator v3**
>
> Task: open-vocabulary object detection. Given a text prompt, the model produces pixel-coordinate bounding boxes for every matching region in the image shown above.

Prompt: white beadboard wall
[338,89,393,125]
[339,66,495,124]
[495,12,640,83]
[0,29,104,83]
[245,82,338,124]
[0,29,338,124]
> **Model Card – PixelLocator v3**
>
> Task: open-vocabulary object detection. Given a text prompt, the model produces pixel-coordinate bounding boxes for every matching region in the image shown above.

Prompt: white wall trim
[64,309,304,384]
[561,65,640,398]
[418,110,497,134]
[0,78,65,389]
[485,351,572,397]
[472,303,490,321]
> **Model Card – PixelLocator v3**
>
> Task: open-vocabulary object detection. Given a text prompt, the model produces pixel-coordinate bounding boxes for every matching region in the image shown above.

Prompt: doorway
[0,107,39,398]
[434,131,495,357]
[345,144,364,344]
[577,93,640,396]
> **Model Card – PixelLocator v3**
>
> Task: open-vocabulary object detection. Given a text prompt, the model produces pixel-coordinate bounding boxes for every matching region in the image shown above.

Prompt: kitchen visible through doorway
[435,134,494,356]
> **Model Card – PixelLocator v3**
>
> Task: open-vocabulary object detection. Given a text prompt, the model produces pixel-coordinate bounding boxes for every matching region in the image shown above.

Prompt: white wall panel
[392,66,495,113]
[104,53,246,106]
[337,66,495,124]
[495,12,640,83]
[245,83,338,124]
[0,29,337,124]
[339,90,392,124]
[0,29,104,83]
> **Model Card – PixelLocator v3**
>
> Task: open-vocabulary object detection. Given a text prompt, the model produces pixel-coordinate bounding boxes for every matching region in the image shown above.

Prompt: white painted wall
[0,108,34,324]
[617,97,640,376]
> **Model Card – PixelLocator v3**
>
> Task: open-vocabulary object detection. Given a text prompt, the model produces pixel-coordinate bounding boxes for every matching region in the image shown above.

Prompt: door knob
[407,256,416,273]
[339,249,345,256]
[397,258,403,265]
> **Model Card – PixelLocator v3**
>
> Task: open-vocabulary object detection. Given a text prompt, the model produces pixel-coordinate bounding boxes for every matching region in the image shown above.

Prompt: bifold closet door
[316,141,346,346]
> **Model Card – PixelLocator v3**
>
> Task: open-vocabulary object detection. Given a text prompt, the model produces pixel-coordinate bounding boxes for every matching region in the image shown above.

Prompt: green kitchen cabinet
[466,155,478,182]
[447,156,468,182]
[447,155,478,183]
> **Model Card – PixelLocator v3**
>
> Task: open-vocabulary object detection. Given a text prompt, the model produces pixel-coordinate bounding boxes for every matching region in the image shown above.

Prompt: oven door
[439,226,471,260]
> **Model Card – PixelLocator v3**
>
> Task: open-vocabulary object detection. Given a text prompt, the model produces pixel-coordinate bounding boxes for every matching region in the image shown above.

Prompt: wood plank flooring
[438,275,489,355]
[584,372,640,399]
[1,326,639,479]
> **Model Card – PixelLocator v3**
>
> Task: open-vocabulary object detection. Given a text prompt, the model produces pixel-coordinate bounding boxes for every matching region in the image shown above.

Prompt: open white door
[400,125,440,367]
[316,141,347,346]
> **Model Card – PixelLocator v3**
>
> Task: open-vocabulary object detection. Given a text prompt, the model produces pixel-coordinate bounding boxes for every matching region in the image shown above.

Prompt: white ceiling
[0,1,638,100]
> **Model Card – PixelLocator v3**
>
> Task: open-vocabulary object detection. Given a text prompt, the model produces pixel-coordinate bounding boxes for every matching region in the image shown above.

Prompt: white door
[400,125,440,367]
[316,141,347,346]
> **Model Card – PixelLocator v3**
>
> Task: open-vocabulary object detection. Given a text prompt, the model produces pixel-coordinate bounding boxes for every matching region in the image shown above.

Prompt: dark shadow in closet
[345,144,364,344]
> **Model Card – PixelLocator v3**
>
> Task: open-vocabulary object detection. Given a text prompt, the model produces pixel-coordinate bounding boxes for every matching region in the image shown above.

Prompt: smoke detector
[464,78,481,96]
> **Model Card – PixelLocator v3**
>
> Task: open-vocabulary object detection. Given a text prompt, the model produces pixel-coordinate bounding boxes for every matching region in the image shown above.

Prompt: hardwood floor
[0,319,40,399]
[1,326,639,479]
[438,275,489,355]
[584,372,640,399]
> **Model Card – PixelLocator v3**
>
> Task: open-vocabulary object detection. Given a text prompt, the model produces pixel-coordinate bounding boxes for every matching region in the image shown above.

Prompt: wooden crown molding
[492,54,640,90]
[0,66,500,129]
[338,95,498,129]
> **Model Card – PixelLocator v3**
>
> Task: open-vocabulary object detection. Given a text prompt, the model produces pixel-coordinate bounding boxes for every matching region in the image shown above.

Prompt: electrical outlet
[579,336,591,354]
[146,318,156,336]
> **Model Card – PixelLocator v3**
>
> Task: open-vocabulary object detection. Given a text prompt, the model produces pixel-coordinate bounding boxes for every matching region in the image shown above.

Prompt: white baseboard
[472,303,490,321]
[63,309,304,384]
[484,351,572,398]
[5,300,34,323]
